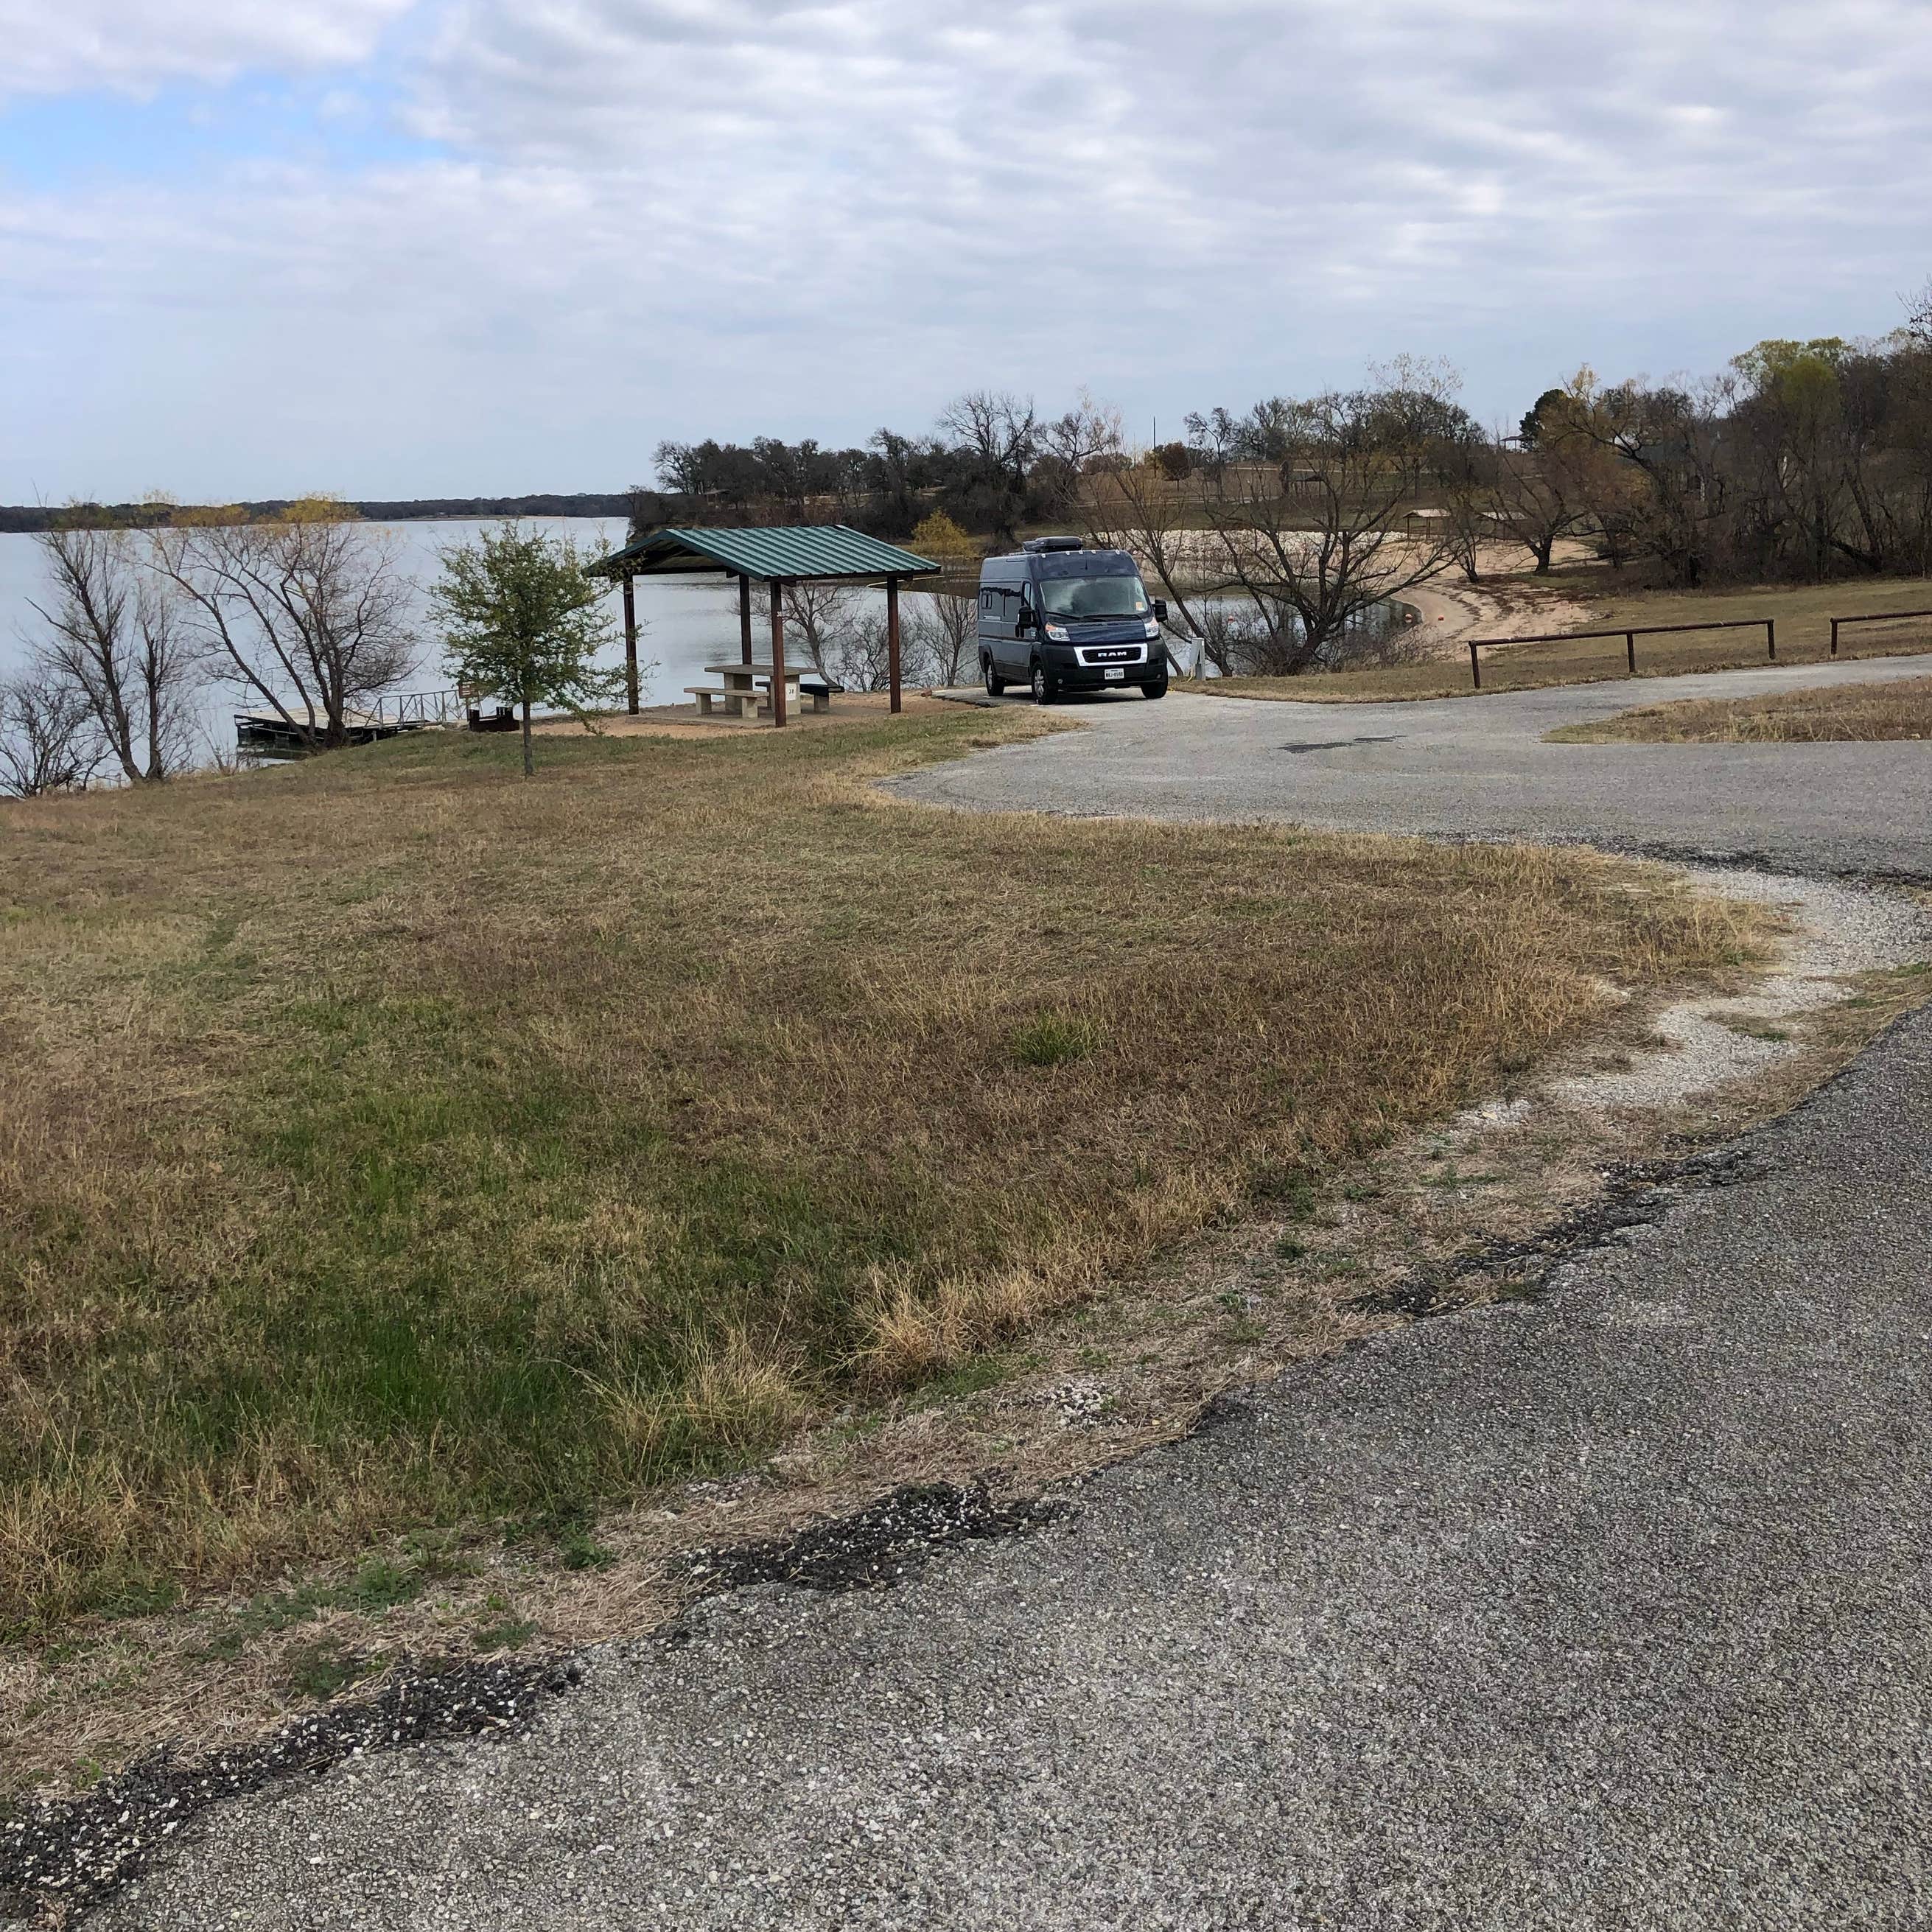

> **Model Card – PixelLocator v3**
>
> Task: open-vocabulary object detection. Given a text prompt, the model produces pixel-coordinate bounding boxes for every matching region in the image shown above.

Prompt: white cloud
[4,0,1932,497]
[0,0,418,97]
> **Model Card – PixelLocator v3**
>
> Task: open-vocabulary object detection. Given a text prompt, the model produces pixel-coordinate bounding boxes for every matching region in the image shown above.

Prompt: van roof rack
[1022,536,1085,553]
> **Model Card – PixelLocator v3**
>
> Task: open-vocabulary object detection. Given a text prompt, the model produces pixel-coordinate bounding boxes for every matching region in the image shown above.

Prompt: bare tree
[827,612,903,693]
[0,666,105,797]
[1490,438,1590,573]
[1037,390,1116,522]
[151,503,417,751]
[1203,387,1456,673]
[1907,277,1932,349]
[1182,407,1242,493]
[938,390,1037,542]
[749,578,858,677]
[1435,436,1499,583]
[1557,368,1732,587]
[905,592,976,687]
[27,518,195,783]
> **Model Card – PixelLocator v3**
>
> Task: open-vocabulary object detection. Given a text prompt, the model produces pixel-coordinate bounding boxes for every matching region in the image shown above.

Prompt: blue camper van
[976,537,1169,703]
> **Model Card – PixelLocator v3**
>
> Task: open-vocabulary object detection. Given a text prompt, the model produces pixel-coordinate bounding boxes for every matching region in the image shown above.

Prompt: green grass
[1011,1013,1099,1067]
[0,709,1763,1631]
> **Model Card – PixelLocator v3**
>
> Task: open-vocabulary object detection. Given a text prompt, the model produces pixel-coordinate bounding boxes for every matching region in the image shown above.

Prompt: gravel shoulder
[907,654,1932,881]
[77,1004,1932,1931]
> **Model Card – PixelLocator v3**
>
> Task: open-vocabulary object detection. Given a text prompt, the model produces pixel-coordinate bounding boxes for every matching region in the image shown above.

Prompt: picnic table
[685,662,839,720]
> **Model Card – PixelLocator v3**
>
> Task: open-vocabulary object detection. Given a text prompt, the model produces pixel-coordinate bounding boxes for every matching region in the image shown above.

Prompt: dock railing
[369,689,460,727]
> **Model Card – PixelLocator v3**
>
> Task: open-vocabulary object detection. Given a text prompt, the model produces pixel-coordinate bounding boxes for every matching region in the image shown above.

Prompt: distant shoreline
[0,494,631,534]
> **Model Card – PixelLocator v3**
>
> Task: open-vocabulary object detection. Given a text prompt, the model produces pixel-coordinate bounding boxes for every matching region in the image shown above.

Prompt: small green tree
[431,523,623,777]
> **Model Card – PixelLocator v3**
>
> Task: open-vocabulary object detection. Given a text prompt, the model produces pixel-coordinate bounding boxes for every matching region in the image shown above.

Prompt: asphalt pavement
[896,654,1932,881]
[73,657,1932,1929]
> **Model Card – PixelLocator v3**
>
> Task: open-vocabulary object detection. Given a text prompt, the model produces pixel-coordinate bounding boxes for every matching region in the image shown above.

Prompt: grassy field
[0,711,1760,1634]
[1549,675,1932,744]
[1214,576,1932,704]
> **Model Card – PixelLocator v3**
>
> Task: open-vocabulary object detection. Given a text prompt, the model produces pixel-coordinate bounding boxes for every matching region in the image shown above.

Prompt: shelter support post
[886,576,901,714]
[739,574,753,666]
[622,575,640,715]
[769,578,788,727]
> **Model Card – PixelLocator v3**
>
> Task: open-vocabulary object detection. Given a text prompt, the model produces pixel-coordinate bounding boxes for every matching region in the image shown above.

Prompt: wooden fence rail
[1464,618,1776,690]
[1829,609,1932,657]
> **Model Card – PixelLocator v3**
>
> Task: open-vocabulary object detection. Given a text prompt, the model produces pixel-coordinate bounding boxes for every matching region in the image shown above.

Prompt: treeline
[643,289,1932,595]
[0,493,634,534]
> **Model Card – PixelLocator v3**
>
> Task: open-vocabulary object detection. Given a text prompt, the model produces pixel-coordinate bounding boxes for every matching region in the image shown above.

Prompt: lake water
[0,519,937,761]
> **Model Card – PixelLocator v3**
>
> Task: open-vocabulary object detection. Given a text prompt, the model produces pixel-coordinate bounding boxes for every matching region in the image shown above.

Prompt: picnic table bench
[685,662,843,720]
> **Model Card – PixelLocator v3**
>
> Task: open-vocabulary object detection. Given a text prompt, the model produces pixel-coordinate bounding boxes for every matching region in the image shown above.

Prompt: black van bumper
[1041,643,1166,692]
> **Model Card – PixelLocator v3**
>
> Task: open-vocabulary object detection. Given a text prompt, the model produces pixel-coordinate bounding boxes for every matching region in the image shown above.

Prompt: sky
[2,0,1929,503]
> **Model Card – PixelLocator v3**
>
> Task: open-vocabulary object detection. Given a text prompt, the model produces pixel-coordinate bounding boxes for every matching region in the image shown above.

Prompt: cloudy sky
[3,0,1928,502]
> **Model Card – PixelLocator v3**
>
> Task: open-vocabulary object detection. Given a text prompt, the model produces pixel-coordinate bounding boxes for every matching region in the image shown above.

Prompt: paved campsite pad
[75,1006,1932,1929]
[909,654,1932,881]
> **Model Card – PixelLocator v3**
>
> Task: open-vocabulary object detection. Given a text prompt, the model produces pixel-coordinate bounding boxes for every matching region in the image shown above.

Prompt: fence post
[1625,630,1636,674]
[1830,617,1839,659]
[1469,640,1482,691]
[1765,617,1777,662]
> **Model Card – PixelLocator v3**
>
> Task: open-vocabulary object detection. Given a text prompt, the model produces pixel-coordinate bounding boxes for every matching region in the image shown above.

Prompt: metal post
[1625,630,1637,674]
[886,576,902,714]
[769,578,787,728]
[1469,640,1482,690]
[1766,617,1777,662]
[739,574,753,666]
[1830,617,1840,658]
[622,574,640,715]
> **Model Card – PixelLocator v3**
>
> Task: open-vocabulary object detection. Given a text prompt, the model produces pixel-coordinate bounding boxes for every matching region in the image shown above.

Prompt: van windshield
[1038,575,1149,620]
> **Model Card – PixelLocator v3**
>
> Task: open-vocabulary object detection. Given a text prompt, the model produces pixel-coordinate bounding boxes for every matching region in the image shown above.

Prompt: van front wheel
[1032,662,1055,706]
[982,655,1006,697]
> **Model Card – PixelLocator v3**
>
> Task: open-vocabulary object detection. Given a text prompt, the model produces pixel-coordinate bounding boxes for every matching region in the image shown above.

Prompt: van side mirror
[1016,609,1035,634]
[1152,599,1169,622]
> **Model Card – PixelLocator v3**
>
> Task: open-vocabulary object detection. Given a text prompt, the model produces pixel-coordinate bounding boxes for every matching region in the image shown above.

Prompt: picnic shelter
[589,525,941,725]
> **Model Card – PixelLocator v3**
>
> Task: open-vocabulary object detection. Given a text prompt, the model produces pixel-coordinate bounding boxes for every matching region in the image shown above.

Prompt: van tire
[982,655,1006,698]
[1141,676,1167,700]
[1032,662,1055,706]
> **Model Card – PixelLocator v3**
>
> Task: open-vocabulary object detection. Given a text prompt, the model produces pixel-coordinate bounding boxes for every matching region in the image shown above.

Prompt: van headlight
[1045,623,1070,643]
[1143,618,1161,640]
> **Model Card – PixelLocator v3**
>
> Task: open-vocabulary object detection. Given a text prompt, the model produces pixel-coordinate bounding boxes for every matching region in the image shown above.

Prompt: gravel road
[895,654,1932,881]
[64,657,1932,1929]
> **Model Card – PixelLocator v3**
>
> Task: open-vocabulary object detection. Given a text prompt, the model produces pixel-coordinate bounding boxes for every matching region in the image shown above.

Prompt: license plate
[1104,667,1125,681]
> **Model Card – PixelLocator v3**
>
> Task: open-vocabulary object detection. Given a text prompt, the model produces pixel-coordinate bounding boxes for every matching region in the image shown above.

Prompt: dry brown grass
[1211,576,1932,703]
[0,708,1764,1645]
[1547,675,1932,743]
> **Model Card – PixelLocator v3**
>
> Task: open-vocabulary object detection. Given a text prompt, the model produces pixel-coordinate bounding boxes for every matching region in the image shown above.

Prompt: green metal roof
[589,524,938,582]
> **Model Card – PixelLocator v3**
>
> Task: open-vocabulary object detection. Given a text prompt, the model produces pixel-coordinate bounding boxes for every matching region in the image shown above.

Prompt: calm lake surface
[0,519,935,761]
